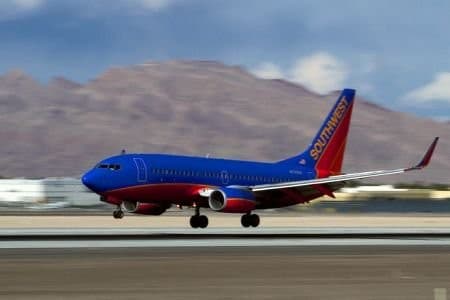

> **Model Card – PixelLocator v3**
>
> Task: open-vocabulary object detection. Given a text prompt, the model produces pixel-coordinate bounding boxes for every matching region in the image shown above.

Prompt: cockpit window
[97,164,120,170]
[109,164,121,171]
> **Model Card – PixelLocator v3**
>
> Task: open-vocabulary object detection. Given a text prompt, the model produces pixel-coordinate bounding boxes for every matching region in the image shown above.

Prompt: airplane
[81,89,439,228]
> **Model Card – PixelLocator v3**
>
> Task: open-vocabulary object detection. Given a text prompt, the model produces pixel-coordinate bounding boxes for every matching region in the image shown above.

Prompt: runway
[0,228,449,299]
[1,245,449,299]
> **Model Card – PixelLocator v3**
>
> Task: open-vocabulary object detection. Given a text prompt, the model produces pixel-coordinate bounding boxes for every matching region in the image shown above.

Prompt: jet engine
[122,201,167,215]
[208,187,256,213]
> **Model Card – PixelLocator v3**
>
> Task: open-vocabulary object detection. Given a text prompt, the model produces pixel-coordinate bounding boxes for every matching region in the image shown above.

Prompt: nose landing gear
[113,206,124,219]
[241,213,260,227]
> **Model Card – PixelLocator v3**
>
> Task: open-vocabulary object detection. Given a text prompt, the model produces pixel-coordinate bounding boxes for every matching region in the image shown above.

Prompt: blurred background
[0,0,449,213]
[1,3,450,299]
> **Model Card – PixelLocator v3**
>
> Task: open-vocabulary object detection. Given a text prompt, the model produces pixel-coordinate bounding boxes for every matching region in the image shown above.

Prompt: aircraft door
[133,158,148,183]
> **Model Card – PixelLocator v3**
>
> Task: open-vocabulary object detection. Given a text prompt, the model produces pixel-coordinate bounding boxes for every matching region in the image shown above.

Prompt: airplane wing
[250,137,439,193]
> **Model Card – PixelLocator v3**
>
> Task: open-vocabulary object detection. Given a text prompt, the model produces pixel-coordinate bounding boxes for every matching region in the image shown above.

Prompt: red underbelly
[106,183,211,206]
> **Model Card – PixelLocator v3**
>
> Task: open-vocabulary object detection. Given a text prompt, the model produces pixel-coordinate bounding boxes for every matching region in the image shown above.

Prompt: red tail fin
[278,89,355,177]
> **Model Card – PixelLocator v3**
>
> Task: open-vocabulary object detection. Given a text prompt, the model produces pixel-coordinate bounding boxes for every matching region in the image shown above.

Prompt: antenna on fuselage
[206,153,210,158]
[121,149,126,155]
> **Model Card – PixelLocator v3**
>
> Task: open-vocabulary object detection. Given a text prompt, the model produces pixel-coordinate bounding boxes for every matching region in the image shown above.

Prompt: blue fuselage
[82,153,316,208]
[83,154,316,193]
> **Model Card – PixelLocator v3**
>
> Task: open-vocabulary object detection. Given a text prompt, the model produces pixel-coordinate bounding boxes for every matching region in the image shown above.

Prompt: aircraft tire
[198,215,209,228]
[113,210,124,219]
[241,214,251,228]
[190,215,199,228]
[250,214,260,227]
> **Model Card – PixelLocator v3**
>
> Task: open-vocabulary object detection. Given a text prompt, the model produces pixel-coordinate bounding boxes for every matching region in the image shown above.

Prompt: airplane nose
[81,174,90,186]
[82,172,96,192]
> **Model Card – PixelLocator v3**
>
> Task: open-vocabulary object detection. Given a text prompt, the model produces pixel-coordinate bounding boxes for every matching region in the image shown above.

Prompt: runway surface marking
[2,226,450,235]
[2,227,450,248]
[3,238,450,249]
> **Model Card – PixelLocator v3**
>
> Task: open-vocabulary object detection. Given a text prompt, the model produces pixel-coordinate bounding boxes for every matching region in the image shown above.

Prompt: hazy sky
[1,0,450,119]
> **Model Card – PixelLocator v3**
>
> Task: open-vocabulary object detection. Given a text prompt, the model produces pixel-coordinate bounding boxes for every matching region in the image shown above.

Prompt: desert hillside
[0,61,448,183]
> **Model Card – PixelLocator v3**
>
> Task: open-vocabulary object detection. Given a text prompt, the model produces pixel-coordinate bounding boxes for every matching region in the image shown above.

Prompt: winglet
[407,137,439,171]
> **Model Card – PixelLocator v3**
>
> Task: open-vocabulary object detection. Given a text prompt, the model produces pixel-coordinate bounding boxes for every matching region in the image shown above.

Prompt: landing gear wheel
[190,206,208,229]
[241,214,251,228]
[113,210,124,219]
[190,215,199,228]
[190,215,209,228]
[250,214,260,227]
[198,215,209,228]
[241,213,260,227]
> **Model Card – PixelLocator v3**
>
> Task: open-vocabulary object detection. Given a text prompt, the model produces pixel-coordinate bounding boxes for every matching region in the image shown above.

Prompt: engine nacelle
[122,201,167,215]
[208,187,256,213]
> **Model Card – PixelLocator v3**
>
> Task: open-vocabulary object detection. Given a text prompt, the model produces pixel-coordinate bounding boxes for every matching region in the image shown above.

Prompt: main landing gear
[113,206,124,219]
[241,213,260,228]
[190,207,209,228]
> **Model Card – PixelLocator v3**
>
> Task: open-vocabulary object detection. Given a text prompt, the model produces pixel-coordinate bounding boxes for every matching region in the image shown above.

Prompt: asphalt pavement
[0,245,449,299]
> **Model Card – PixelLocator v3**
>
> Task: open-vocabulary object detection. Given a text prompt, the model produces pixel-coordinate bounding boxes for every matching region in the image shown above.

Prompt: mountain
[0,60,448,183]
